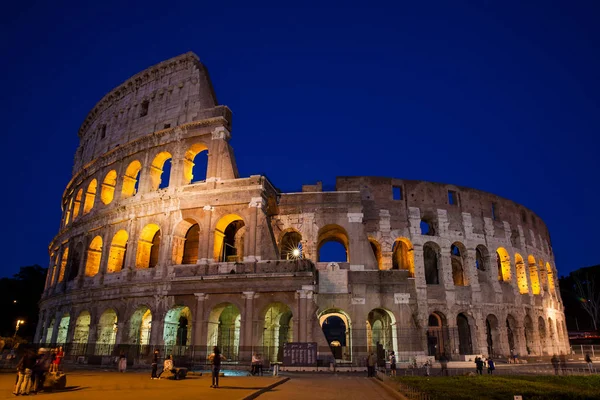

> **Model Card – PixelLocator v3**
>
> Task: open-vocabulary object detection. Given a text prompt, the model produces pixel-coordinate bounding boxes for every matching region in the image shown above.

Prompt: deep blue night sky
[1,1,598,278]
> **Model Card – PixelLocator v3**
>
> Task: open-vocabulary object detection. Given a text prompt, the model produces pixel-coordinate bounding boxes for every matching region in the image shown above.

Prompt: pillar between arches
[241,292,255,361]
[193,293,207,349]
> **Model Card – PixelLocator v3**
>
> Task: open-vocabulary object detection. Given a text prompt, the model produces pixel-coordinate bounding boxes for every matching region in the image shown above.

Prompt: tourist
[50,346,64,373]
[251,353,259,375]
[157,355,173,379]
[486,357,495,375]
[424,359,432,376]
[118,350,127,373]
[208,346,227,388]
[14,348,35,396]
[256,353,263,376]
[389,351,397,377]
[585,353,593,373]
[367,352,376,377]
[151,349,159,379]
[475,356,484,375]
[439,353,449,376]
[551,354,559,375]
[32,348,52,393]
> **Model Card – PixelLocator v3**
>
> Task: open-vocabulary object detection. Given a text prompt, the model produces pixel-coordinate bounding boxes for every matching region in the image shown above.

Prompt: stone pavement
[259,373,397,400]
[0,370,285,400]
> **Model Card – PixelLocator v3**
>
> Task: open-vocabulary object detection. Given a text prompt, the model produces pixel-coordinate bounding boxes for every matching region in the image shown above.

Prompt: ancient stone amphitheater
[36,52,568,366]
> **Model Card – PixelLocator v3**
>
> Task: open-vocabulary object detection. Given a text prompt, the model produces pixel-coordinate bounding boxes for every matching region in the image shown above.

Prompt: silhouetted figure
[367,352,377,377]
[439,353,449,376]
[151,349,159,379]
[486,358,495,375]
[585,353,593,373]
[551,354,559,375]
[208,346,227,388]
[475,356,484,375]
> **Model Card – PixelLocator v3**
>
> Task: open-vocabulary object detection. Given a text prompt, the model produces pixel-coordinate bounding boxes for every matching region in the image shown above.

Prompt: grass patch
[392,375,600,400]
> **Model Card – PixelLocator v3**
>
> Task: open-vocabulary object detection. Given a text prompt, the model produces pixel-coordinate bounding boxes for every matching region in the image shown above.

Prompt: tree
[572,271,600,331]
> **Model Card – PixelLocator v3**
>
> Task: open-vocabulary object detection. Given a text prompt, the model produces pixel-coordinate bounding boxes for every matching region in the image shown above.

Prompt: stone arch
[164,306,193,350]
[420,212,436,236]
[528,255,541,295]
[538,316,547,354]
[485,314,501,357]
[319,308,353,362]
[262,302,294,362]
[57,246,69,283]
[496,247,511,282]
[136,224,161,269]
[56,313,71,345]
[423,242,440,285]
[506,314,518,354]
[68,242,83,281]
[547,317,555,347]
[96,308,118,355]
[107,230,128,273]
[475,244,489,272]
[523,315,534,355]
[101,170,118,205]
[183,142,209,184]
[214,214,245,262]
[457,313,473,355]
[451,242,467,286]
[150,151,173,190]
[367,308,398,355]
[172,218,201,265]
[129,306,152,346]
[392,237,414,276]
[73,189,83,220]
[515,253,529,294]
[73,310,91,345]
[83,179,97,214]
[64,196,73,226]
[427,311,448,358]
[280,229,303,260]
[121,160,142,198]
[207,303,241,360]
[317,224,349,263]
[546,262,555,295]
[85,236,103,277]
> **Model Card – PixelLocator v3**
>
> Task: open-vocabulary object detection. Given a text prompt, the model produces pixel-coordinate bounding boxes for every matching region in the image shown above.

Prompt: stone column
[34,310,45,343]
[297,290,308,342]
[50,311,62,345]
[115,320,127,345]
[514,326,527,357]
[206,126,232,181]
[241,292,255,361]
[150,300,165,348]
[245,197,264,262]
[199,206,213,263]
[193,293,207,348]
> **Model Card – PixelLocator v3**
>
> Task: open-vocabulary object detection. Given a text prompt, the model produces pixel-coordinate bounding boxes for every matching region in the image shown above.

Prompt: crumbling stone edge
[243,376,291,400]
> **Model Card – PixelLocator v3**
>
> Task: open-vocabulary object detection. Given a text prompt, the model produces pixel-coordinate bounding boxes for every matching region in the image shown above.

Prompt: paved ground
[0,370,284,400]
[259,373,397,400]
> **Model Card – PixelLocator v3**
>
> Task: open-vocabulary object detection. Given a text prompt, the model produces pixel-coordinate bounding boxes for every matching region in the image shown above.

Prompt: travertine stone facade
[36,53,568,364]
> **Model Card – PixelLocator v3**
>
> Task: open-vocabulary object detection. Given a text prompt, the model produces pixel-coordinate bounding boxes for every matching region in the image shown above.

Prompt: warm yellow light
[292,248,301,257]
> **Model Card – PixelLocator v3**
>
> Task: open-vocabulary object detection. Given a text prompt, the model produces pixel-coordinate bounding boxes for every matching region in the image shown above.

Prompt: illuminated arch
[451,242,467,286]
[317,224,349,262]
[214,214,245,262]
[64,196,73,226]
[515,253,529,294]
[56,313,70,345]
[528,255,540,295]
[83,179,97,214]
[183,143,209,184]
[96,309,118,354]
[368,237,382,269]
[73,189,83,220]
[121,160,142,199]
[107,230,129,273]
[136,224,161,269]
[101,170,118,205]
[392,237,414,276]
[262,302,294,362]
[73,310,91,345]
[150,151,173,190]
[207,303,241,359]
[367,308,398,355]
[280,229,303,260]
[57,246,69,283]
[546,262,555,294]
[85,236,103,277]
[129,306,152,345]
[172,219,201,265]
[319,308,353,362]
[496,247,511,282]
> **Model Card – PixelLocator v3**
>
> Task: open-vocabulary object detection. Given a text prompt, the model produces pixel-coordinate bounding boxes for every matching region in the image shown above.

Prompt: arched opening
[496,247,511,282]
[547,317,555,348]
[546,262,555,295]
[57,247,69,283]
[515,254,528,294]
[45,318,55,344]
[457,313,473,355]
[506,315,517,354]
[64,197,73,226]
[367,308,398,357]
[73,311,91,348]
[172,219,201,265]
[262,303,293,362]
[214,214,245,262]
[150,151,173,190]
[129,306,152,346]
[68,242,83,281]
[280,230,303,260]
[101,170,118,205]
[73,189,83,220]
[317,225,349,263]
[207,303,241,361]
[392,238,414,276]
[107,230,128,273]
[427,312,448,359]
[486,314,500,357]
[538,317,547,355]
[164,306,193,352]
[369,238,382,269]
[528,255,540,295]
[451,242,467,286]
[183,143,209,184]
[83,179,97,214]
[319,309,352,362]
[539,259,548,292]
[524,315,534,355]
[85,236,103,277]
[423,242,440,285]
[136,224,161,269]
[96,309,118,355]
[420,218,436,236]
[56,313,70,345]
[121,160,142,199]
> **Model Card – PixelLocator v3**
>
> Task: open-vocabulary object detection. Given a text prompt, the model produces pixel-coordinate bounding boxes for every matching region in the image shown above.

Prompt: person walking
[585,353,593,373]
[367,352,377,377]
[157,355,173,379]
[389,351,397,377]
[486,357,495,375]
[475,356,484,375]
[208,346,226,388]
[551,354,559,375]
[118,350,127,373]
[151,349,159,379]
[439,353,449,376]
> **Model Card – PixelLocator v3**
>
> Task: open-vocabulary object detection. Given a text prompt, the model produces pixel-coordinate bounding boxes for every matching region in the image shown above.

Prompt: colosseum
[36,52,569,368]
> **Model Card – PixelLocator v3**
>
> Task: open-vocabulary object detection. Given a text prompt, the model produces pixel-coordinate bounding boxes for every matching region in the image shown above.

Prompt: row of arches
[62,144,209,228]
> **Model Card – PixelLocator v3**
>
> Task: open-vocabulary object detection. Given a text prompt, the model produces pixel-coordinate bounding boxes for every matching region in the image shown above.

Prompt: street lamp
[14,320,25,339]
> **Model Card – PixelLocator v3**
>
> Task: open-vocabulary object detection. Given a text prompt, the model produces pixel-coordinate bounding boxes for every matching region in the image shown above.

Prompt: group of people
[474,356,495,375]
[13,346,63,396]
[149,347,226,388]
[150,350,175,380]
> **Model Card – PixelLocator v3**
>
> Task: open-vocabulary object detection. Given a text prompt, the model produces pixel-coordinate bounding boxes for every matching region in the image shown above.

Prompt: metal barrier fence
[570,344,600,357]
